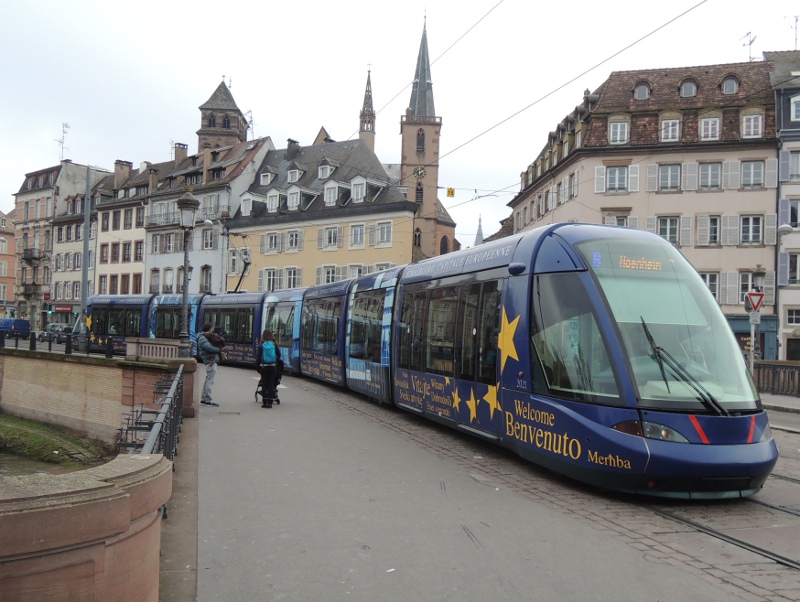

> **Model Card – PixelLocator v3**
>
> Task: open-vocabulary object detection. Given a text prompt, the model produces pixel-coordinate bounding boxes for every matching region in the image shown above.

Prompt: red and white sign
[747,292,764,313]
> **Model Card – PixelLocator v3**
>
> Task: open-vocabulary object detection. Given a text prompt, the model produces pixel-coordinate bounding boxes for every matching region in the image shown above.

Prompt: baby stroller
[255,358,284,405]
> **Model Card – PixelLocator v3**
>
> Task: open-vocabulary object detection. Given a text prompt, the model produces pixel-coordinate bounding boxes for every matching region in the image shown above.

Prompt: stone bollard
[65,334,72,355]
[29,332,36,351]
[105,336,114,359]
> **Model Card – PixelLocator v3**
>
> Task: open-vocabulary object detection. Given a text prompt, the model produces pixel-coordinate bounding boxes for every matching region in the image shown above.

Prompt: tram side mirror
[508,263,526,276]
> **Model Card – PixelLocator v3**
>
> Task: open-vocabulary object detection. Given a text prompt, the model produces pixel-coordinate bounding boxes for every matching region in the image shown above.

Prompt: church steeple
[196,79,248,152]
[359,69,376,152]
[474,215,484,246]
[408,18,435,117]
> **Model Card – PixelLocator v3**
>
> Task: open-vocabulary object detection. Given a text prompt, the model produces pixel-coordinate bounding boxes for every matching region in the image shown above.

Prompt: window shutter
[594,166,606,193]
[604,216,616,225]
[780,150,791,182]
[682,162,698,191]
[572,170,579,197]
[722,160,740,189]
[764,271,775,306]
[779,252,789,287]
[260,234,268,254]
[629,165,639,192]
[646,164,658,192]
[258,270,264,292]
[780,198,790,226]
[561,177,568,204]
[368,225,376,246]
[697,215,710,246]
[337,226,344,247]
[298,230,305,250]
[317,228,324,249]
[645,216,657,233]
[316,267,322,285]
[335,266,346,281]
[719,272,730,305]
[276,269,284,290]
[628,216,639,229]
[765,213,777,245]
[766,158,778,189]
[277,232,284,253]
[722,215,740,246]
[680,216,692,246]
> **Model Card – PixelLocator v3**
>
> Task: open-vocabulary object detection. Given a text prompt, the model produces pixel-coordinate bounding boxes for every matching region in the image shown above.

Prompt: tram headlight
[759,423,773,443]
[613,420,688,443]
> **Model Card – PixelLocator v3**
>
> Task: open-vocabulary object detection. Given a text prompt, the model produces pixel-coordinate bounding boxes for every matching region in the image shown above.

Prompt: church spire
[408,18,436,117]
[359,69,376,151]
[474,215,484,246]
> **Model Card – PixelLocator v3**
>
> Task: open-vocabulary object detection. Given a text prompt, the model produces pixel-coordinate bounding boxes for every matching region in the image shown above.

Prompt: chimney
[174,142,188,166]
[148,168,159,194]
[286,138,300,160]
[114,160,132,188]
[202,143,211,183]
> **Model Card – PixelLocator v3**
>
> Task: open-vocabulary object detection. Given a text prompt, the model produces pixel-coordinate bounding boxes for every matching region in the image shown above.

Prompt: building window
[101,213,109,231]
[708,216,721,245]
[658,217,679,243]
[377,222,392,244]
[324,266,336,284]
[700,117,720,140]
[680,80,697,97]
[318,166,331,179]
[120,275,130,295]
[792,96,800,121]
[699,273,718,300]
[742,161,764,188]
[266,233,279,253]
[203,229,214,250]
[633,83,650,100]
[659,164,681,191]
[414,228,421,246]
[133,274,142,294]
[261,172,272,186]
[325,227,338,248]
[416,128,425,152]
[722,77,739,95]
[789,254,800,284]
[607,166,628,191]
[268,194,279,213]
[136,207,145,227]
[415,182,423,202]
[699,163,722,190]
[616,216,628,227]
[100,244,109,264]
[740,215,763,244]
[788,151,800,181]
[123,242,131,262]
[112,211,121,230]
[609,122,628,144]
[284,268,299,289]
[135,241,144,261]
[287,170,300,183]
[325,187,337,206]
[351,225,365,247]
[350,265,363,279]
[739,272,759,303]
[288,192,300,210]
[742,114,763,138]
[124,208,133,229]
[789,309,800,325]
[352,183,365,202]
[660,119,680,142]
[99,275,108,295]
[287,231,301,250]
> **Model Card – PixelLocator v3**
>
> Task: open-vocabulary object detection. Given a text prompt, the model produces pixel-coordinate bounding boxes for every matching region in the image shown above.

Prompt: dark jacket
[197,333,221,365]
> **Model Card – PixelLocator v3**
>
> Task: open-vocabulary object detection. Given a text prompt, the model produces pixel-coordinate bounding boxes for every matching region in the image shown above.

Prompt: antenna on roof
[740,31,757,61]
[54,122,70,160]
[787,15,799,50]
[169,139,175,160]
[244,110,255,140]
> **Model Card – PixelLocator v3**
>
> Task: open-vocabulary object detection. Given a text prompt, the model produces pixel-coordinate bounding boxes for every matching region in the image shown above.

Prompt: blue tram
[262,288,306,374]
[300,279,352,385]
[197,292,266,365]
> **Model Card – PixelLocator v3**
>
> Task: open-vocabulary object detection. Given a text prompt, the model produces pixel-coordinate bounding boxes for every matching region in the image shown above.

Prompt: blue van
[0,318,31,339]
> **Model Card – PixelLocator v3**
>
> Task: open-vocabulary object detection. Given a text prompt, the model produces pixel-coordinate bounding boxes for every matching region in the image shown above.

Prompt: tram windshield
[576,236,758,411]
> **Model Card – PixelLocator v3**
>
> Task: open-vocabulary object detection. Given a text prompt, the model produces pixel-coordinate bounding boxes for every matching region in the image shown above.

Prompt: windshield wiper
[640,317,728,416]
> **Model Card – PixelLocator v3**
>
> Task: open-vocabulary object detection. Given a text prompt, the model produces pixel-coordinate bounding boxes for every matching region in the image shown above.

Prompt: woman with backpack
[257,330,279,408]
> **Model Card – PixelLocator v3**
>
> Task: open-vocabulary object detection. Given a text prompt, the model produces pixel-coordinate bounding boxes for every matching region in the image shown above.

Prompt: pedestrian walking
[197,323,222,407]
[258,329,279,408]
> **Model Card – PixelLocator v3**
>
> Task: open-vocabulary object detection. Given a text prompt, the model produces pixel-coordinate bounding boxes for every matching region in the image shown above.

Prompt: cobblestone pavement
[316,381,800,602]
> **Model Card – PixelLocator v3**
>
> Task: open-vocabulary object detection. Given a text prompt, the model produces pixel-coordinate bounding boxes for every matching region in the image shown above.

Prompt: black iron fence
[118,365,184,462]
[754,362,800,397]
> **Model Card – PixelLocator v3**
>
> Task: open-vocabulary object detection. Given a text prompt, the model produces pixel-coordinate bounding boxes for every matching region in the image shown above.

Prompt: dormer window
[680,80,697,98]
[319,165,332,179]
[722,77,739,95]
[242,198,252,217]
[260,172,272,186]
[609,121,629,144]
[634,83,650,100]
[288,170,300,183]
[742,113,763,138]
[267,194,279,213]
[288,191,300,210]
[325,186,338,206]
[352,183,365,202]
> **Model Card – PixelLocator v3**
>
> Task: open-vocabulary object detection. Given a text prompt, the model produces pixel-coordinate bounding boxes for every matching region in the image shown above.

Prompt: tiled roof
[763,50,800,89]
[199,81,241,112]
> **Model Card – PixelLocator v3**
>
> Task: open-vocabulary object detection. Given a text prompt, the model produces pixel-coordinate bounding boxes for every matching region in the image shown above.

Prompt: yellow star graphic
[452,387,462,412]
[498,308,520,373]
[483,383,501,420]
[466,389,478,423]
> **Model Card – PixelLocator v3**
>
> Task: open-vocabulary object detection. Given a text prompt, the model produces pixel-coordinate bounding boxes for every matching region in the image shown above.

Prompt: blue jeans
[201,360,217,403]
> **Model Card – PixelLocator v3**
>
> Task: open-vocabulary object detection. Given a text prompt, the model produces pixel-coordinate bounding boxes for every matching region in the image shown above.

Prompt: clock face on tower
[413,166,427,179]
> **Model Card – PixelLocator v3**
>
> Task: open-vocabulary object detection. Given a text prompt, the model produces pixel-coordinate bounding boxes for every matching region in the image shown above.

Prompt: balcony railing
[200,205,229,221]
[22,248,43,261]
[146,212,180,227]
[23,284,41,296]
[149,285,160,294]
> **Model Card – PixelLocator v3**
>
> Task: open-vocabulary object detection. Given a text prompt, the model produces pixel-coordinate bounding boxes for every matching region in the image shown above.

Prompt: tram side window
[302,299,340,354]
[93,308,109,335]
[457,285,480,381]
[477,281,501,384]
[398,292,427,370]
[155,308,179,338]
[531,273,620,403]
[234,308,254,344]
[350,291,384,361]
[218,309,236,341]
[426,287,458,376]
[109,309,126,335]
[266,304,294,345]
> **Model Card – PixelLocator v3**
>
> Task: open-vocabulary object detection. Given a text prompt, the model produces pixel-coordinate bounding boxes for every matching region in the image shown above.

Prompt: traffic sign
[747,291,764,313]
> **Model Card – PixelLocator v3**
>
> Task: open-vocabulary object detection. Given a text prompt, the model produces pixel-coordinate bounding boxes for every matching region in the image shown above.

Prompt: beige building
[508,60,780,357]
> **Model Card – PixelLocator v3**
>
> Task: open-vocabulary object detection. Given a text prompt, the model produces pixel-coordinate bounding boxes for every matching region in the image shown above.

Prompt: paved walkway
[158,368,800,601]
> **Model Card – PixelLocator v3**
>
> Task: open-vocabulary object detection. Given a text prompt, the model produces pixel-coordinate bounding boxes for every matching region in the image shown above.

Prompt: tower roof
[361,70,375,118]
[408,20,436,117]
[199,80,241,112]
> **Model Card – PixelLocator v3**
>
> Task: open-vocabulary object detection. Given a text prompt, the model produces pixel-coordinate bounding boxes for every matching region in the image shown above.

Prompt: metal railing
[754,362,800,396]
[118,364,184,462]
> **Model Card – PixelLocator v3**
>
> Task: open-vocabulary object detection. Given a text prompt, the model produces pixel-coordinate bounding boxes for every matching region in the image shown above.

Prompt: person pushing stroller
[257,330,280,408]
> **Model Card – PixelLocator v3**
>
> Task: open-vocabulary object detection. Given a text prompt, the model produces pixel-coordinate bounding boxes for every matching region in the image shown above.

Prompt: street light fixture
[177,190,200,359]
[749,265,767,372]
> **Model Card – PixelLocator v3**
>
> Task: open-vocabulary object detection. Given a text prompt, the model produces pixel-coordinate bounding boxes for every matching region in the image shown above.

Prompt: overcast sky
[2,0,799,245]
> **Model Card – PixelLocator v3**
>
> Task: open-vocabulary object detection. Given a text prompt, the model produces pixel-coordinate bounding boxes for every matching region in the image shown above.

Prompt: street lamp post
[177,190,200,359]
[749,265,766,374]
